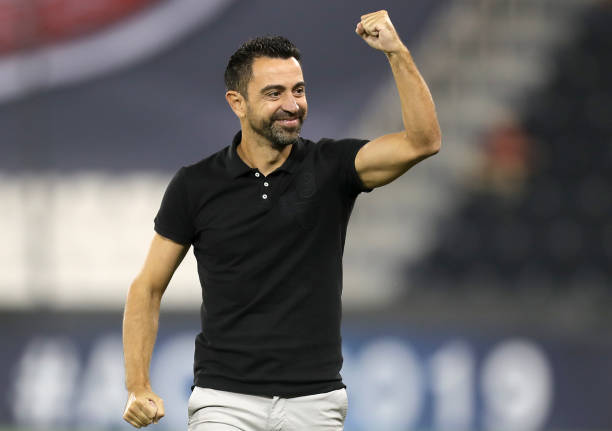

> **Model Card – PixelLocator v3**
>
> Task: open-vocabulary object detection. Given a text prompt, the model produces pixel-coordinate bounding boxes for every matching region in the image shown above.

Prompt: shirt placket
[254,170,273,206]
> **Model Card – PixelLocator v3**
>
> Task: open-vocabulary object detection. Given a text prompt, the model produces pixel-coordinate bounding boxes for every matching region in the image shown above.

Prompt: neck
[237,127,293,176]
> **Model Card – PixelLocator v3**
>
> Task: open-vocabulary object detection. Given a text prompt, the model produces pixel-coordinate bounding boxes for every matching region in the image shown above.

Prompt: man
[123,10,440,431]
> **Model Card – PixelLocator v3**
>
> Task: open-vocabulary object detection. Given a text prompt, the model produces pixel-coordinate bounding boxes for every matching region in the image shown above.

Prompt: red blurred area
[474,120,533,198]
[0,0,160,54]
[483,121,531,175]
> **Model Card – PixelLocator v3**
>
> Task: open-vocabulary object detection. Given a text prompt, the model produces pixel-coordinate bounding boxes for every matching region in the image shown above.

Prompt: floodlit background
[1,0,611,430]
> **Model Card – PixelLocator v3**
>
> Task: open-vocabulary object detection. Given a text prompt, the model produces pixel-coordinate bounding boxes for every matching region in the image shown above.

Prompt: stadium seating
[408,2,612,293]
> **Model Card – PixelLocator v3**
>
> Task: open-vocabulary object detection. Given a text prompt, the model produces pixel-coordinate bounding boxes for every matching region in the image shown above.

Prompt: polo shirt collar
[227,131,305,178]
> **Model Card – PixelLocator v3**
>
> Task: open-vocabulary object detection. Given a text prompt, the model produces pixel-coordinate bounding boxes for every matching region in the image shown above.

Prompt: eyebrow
[260,81,306,94]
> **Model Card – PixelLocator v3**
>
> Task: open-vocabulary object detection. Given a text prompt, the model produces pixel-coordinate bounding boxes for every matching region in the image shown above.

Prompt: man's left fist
[355,10,405,54]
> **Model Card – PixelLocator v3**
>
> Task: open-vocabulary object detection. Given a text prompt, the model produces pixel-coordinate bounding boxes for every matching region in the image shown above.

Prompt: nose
[280,94,299,114]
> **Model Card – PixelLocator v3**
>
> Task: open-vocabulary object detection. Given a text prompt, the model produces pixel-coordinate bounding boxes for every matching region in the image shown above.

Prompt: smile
[275,118,300,127]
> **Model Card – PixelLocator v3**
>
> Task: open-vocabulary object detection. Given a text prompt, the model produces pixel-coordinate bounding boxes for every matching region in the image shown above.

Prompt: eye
[294,87,305,95]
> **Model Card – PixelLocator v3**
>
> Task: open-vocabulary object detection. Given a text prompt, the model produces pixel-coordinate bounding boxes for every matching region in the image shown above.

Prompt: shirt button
[262,194,268,199]
[255,172,260,177]
[264,182,269,187]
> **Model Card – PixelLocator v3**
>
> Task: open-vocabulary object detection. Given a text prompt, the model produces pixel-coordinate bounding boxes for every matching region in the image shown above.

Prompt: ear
[225,90,247,119]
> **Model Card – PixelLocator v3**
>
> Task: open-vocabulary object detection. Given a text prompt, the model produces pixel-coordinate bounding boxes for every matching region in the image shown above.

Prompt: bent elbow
[404,128,441,159]
[420,131,441,158]
[428,134,441,156]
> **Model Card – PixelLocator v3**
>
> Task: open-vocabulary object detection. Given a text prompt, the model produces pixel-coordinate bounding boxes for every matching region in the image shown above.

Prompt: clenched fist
[356,10,406,54]
[123,389,165,428]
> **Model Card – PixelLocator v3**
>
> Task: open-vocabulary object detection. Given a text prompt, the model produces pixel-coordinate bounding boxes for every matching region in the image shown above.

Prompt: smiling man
[122,10,440,431]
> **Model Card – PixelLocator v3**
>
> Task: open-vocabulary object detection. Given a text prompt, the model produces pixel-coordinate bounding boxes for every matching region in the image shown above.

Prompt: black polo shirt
[154,131,371,397]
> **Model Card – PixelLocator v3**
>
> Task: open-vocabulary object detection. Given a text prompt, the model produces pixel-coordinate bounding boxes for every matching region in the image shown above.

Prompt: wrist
[126,382,152,393]
[385,44,410,59]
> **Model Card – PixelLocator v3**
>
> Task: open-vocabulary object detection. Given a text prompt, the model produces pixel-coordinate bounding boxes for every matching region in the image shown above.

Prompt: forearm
[123,279,163,391]
[387,47,441,152]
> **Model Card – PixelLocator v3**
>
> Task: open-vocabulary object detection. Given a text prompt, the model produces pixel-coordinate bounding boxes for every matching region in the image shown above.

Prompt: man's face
[244,56,308,147]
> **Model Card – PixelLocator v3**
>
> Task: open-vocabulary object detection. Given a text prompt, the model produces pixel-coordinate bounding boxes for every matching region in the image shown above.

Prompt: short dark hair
[224,36,301,98]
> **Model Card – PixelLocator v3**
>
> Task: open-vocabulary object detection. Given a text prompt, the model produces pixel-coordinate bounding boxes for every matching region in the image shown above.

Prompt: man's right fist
[123,389,165,428]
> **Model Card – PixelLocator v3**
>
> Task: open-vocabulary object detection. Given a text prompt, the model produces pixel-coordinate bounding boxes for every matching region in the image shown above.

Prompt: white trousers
[187,387,348,431]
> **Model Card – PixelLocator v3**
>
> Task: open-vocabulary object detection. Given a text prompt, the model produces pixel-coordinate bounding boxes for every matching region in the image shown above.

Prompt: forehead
[249,57,304,89]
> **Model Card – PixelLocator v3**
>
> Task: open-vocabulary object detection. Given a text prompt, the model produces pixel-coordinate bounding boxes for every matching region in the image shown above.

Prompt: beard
[247,105,307,148]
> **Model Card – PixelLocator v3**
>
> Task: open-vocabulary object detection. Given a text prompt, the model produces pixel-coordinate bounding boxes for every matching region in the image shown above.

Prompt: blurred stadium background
[1,0,611,430]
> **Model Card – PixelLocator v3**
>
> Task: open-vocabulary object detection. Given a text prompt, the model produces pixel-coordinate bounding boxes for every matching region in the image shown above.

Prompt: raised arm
[122,233,189,428]
[354,10,441,189]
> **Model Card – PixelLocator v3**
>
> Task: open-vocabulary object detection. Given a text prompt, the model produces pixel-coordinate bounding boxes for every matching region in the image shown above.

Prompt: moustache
[272,109,305,121]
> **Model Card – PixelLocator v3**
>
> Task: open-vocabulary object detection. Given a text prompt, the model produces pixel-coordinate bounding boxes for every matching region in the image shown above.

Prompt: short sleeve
[154,167,194,245]
[322,138,372,196]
